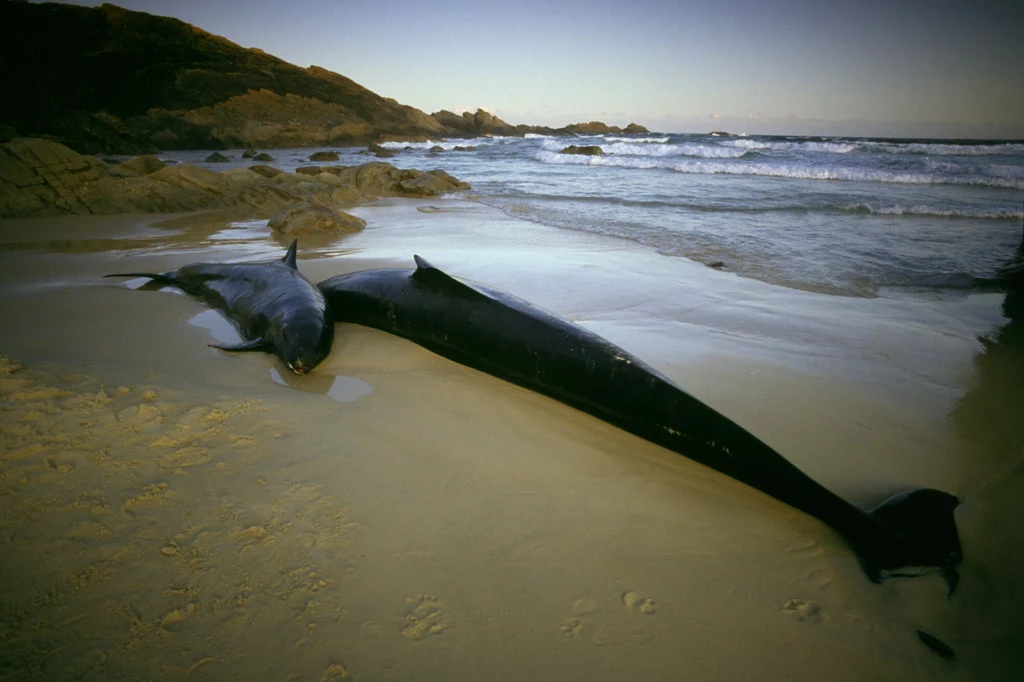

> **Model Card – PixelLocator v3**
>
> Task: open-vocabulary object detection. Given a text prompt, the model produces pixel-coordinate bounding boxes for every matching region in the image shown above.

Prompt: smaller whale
[105,240,333,374]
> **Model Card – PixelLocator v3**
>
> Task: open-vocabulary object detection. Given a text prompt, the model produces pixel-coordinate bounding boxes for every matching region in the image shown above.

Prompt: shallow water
[0,200,1021,680]
[150,133,1024,297]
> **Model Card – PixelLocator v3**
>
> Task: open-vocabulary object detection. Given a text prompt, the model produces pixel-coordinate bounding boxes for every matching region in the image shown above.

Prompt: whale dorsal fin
[282,240,298,269]
[412,255,489,299]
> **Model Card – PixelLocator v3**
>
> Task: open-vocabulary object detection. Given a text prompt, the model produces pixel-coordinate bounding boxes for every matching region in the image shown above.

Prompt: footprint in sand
[401,594,448,640]
[782,598,824,623]
[560,617,585,638]
[559,598,598,637]
[622,591,656,614]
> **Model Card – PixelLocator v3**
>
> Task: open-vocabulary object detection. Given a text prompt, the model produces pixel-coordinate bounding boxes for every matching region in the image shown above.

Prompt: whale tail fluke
[861,488,963,595]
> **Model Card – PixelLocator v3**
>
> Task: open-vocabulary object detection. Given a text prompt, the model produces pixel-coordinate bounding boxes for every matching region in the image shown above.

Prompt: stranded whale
[106,240,333,374]
[318,256,962,590]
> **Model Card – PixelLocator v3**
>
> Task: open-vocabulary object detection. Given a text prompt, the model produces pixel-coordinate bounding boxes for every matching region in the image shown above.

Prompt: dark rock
[707,261,726,269]
[429,145,445,153]
[309,151,340,162]
[242,149,257,159]
[623,123,650,134]
[709,131,734,137]
[453,146,476,152]
[559,145,605,156]
[205,152,230,163]
[253,152,274,161]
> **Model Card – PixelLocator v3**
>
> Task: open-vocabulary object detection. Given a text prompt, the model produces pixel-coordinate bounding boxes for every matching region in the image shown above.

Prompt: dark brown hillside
[0,1,447,152]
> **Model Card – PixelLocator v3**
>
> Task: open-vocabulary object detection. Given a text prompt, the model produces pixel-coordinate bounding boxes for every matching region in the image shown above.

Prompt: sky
[59,0,1024,138]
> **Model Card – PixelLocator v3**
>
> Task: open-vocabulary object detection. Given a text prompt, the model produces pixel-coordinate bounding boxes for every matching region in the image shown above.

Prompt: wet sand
[0,199,1021,680]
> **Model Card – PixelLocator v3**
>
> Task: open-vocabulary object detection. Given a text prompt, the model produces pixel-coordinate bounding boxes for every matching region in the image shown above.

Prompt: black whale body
[106,240,333,374]
[319,256,963,587]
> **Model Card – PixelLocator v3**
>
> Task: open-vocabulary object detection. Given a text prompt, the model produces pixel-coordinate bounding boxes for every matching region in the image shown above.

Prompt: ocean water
[163,133,1024,298]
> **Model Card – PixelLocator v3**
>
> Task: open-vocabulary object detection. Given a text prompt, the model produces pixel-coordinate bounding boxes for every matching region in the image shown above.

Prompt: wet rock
[559,145,605,156]
[253,152,274,161]
[309,151,340,162]
[205,152,230,162]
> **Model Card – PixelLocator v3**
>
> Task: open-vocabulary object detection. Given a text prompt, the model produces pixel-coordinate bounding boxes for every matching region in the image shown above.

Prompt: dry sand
[0,199,1021,681]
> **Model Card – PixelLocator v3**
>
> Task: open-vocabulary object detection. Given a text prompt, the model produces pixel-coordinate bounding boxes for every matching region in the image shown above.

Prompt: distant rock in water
[623,123,650,134]
[565,121,622,135]
[708,131,735,137]
[367,143,396,158]
[559,145,605,156]
[205,152,230,162]
[453,146,477,152]
[242,149,257,159]
[268,202,365,235]
[310,151,340,162]
[253,152,274,161]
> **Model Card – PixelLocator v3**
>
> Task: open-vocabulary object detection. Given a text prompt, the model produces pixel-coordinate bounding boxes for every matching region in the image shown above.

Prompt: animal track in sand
[401,594,448,640]
[622,591,656,614]
[782,598,825,623]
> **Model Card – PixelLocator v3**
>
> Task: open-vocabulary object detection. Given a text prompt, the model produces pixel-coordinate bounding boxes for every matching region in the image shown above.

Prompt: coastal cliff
[0,2,648,154]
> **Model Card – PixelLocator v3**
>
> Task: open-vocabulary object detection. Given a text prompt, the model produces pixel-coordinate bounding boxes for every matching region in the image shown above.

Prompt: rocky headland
[0,2,651,155]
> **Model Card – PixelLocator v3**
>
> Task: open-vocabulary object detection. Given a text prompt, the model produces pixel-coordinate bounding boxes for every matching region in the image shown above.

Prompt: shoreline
[1,197,1020,680]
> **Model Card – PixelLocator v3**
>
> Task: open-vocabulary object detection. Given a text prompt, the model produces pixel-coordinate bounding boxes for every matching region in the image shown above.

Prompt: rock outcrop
[0,138,471,219]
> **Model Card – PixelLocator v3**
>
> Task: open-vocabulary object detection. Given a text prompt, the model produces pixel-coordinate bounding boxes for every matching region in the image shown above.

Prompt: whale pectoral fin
[281,240,299,270]
[210,338,270,353]
[103,271,178,285]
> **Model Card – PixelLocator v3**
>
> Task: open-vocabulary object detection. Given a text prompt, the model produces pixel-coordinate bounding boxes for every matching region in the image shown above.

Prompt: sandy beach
[1,198,1021,681]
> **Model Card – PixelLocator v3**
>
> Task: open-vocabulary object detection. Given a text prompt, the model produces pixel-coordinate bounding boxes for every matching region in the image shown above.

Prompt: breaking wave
[536,151,1024,189]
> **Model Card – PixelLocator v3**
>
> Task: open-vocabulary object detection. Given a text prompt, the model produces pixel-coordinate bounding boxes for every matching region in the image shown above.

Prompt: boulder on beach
[268,201,366,235]
[296,166,323,176]
[249,164,284,178]
[205,152,230,162]
[309,151,340,162]
[559,145,605,156]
